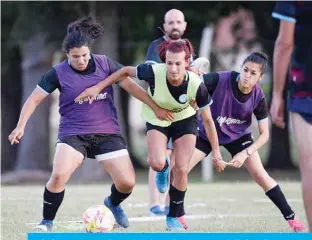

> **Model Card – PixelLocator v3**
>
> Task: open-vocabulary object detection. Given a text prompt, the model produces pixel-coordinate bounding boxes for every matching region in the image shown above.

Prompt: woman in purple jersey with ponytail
[188,52,306,232]
[8,16,173,232]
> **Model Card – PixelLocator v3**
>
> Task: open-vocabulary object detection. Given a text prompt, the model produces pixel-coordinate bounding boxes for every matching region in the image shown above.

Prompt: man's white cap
[190,57,210,74]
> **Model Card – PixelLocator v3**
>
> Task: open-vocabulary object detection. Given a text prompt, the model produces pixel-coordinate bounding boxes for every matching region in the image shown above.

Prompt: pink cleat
[178,215,188,230]
[287,216,307,232]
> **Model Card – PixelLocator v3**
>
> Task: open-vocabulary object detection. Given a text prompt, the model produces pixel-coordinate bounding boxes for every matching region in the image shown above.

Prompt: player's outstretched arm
[75,66,136,104]
[8,88,48,145]
[119,77,174,122]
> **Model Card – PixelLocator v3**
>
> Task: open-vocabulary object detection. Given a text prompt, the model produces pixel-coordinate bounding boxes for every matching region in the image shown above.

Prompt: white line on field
[2,198,303,204]
[26,213,280,226]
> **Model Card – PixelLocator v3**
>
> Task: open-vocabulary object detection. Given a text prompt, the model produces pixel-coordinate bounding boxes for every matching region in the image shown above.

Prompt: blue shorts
[288,96,312,124]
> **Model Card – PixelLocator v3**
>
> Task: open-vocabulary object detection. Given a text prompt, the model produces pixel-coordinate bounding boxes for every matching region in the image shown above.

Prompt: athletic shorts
[146,115,198,143]
[288,96,312,124]
[196,133,254,157]
[56,134,128,161]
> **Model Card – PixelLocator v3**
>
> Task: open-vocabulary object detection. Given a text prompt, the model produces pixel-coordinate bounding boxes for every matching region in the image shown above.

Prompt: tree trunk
[14,34,54,171]
[1,46,22,173]
[2,34,57,184]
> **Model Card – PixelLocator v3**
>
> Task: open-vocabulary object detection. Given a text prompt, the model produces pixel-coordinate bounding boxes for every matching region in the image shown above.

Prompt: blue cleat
[149,205,166,216]
[104,197,129,228]
[166,216,186,231]
[156,156,170,193]
[32,219,53,232]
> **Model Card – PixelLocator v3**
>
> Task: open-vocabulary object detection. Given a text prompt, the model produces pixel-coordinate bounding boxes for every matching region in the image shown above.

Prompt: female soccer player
[188,52,306,232]
[8,16,172,232]
[76,39,223,231]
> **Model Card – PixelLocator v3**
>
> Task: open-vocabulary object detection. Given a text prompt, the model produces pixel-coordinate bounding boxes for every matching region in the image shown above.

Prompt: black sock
[43,186,65,221]
[179,194,186,216]
[265,185,295,220]
[109,184,131,206]
[168,185,186,218]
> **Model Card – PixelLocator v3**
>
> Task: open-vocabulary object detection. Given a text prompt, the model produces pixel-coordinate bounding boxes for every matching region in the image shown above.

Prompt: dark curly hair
[62,16,104,53]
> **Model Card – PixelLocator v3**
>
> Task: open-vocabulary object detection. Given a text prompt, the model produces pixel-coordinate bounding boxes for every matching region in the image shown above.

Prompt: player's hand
[212,150,226,172]
[270,95,285,129]
[212,158,228,172]
[154,107,174,121]
[190,98,199,111]
[75,85,102,104]
[8,126,25,145]
[228,150,248,168]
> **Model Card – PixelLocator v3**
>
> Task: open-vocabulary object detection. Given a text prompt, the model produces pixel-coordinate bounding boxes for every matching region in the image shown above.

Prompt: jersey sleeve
[272,1,297,23]
[195,82,213,110]
[37,68,60,94]
[201,72,219,96]
[253,97,268,121]
[136,64,156,86]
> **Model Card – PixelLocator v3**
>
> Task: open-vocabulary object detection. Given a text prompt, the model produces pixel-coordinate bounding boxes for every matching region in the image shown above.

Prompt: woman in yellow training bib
[76,39,224,231]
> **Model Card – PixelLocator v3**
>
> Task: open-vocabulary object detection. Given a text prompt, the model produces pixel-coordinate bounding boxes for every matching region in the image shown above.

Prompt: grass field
[1,176,307,240]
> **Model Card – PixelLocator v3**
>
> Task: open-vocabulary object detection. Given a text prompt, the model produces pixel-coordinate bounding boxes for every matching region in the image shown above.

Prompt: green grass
[1,181,307,240]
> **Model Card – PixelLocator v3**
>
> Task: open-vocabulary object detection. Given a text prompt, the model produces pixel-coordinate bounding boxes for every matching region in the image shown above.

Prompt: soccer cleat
[156,157,170,193]
[287,216,307,232]
[32,219,53,232]
[178,215,188,230]
[166,216,186,231]
[149,205,166,216]
[104,197,129,228]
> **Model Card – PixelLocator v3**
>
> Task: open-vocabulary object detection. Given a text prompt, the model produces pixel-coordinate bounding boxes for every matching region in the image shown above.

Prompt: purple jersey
[198,71,264,144]
[54,54,120,138]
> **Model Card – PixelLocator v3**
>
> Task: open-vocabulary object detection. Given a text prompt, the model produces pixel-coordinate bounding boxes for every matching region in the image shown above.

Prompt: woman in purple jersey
[8,16,172,232]
[188,52,306,232]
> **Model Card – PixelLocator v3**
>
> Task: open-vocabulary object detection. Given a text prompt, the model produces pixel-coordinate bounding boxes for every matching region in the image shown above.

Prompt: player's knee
[48,172,69,188]
[173,165,188,177]
[253,172,270,185]
[148,157,165,172]
[116,178,135,192]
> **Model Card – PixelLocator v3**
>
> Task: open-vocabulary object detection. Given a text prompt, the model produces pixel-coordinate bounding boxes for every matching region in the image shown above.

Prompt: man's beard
[168,30,184,40]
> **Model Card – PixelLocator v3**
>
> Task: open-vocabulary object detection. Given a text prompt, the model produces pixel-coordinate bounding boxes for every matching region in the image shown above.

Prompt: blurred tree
[1,2,22,173]
[1,2,92,184]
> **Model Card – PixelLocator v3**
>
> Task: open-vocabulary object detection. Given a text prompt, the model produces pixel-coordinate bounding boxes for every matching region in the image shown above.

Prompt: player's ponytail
[62,16,104,53]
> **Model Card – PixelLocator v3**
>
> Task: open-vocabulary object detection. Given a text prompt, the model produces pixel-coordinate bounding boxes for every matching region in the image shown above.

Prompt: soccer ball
[82,205,115,233]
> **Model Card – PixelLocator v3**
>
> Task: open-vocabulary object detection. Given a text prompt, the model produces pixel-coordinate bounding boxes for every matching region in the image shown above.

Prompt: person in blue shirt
[270,1,312,232]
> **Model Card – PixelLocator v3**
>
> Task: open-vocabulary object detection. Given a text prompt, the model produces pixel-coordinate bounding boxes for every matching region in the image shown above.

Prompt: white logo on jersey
[216,116,246,127]
[74,92,107,104]
[178,94,187,103]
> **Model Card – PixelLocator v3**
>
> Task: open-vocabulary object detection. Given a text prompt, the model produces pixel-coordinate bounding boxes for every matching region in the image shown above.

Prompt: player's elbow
[202,116,214,128]
[260,130,269,143]
[275,39,293,53]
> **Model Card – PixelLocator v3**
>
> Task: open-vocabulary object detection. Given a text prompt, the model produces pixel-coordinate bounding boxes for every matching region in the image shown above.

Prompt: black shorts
[56,134,128,161]
[196,134,254,157]
[146,115,198,142]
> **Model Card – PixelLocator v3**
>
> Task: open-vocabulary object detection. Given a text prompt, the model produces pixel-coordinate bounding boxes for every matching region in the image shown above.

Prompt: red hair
[158,39,195,70]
